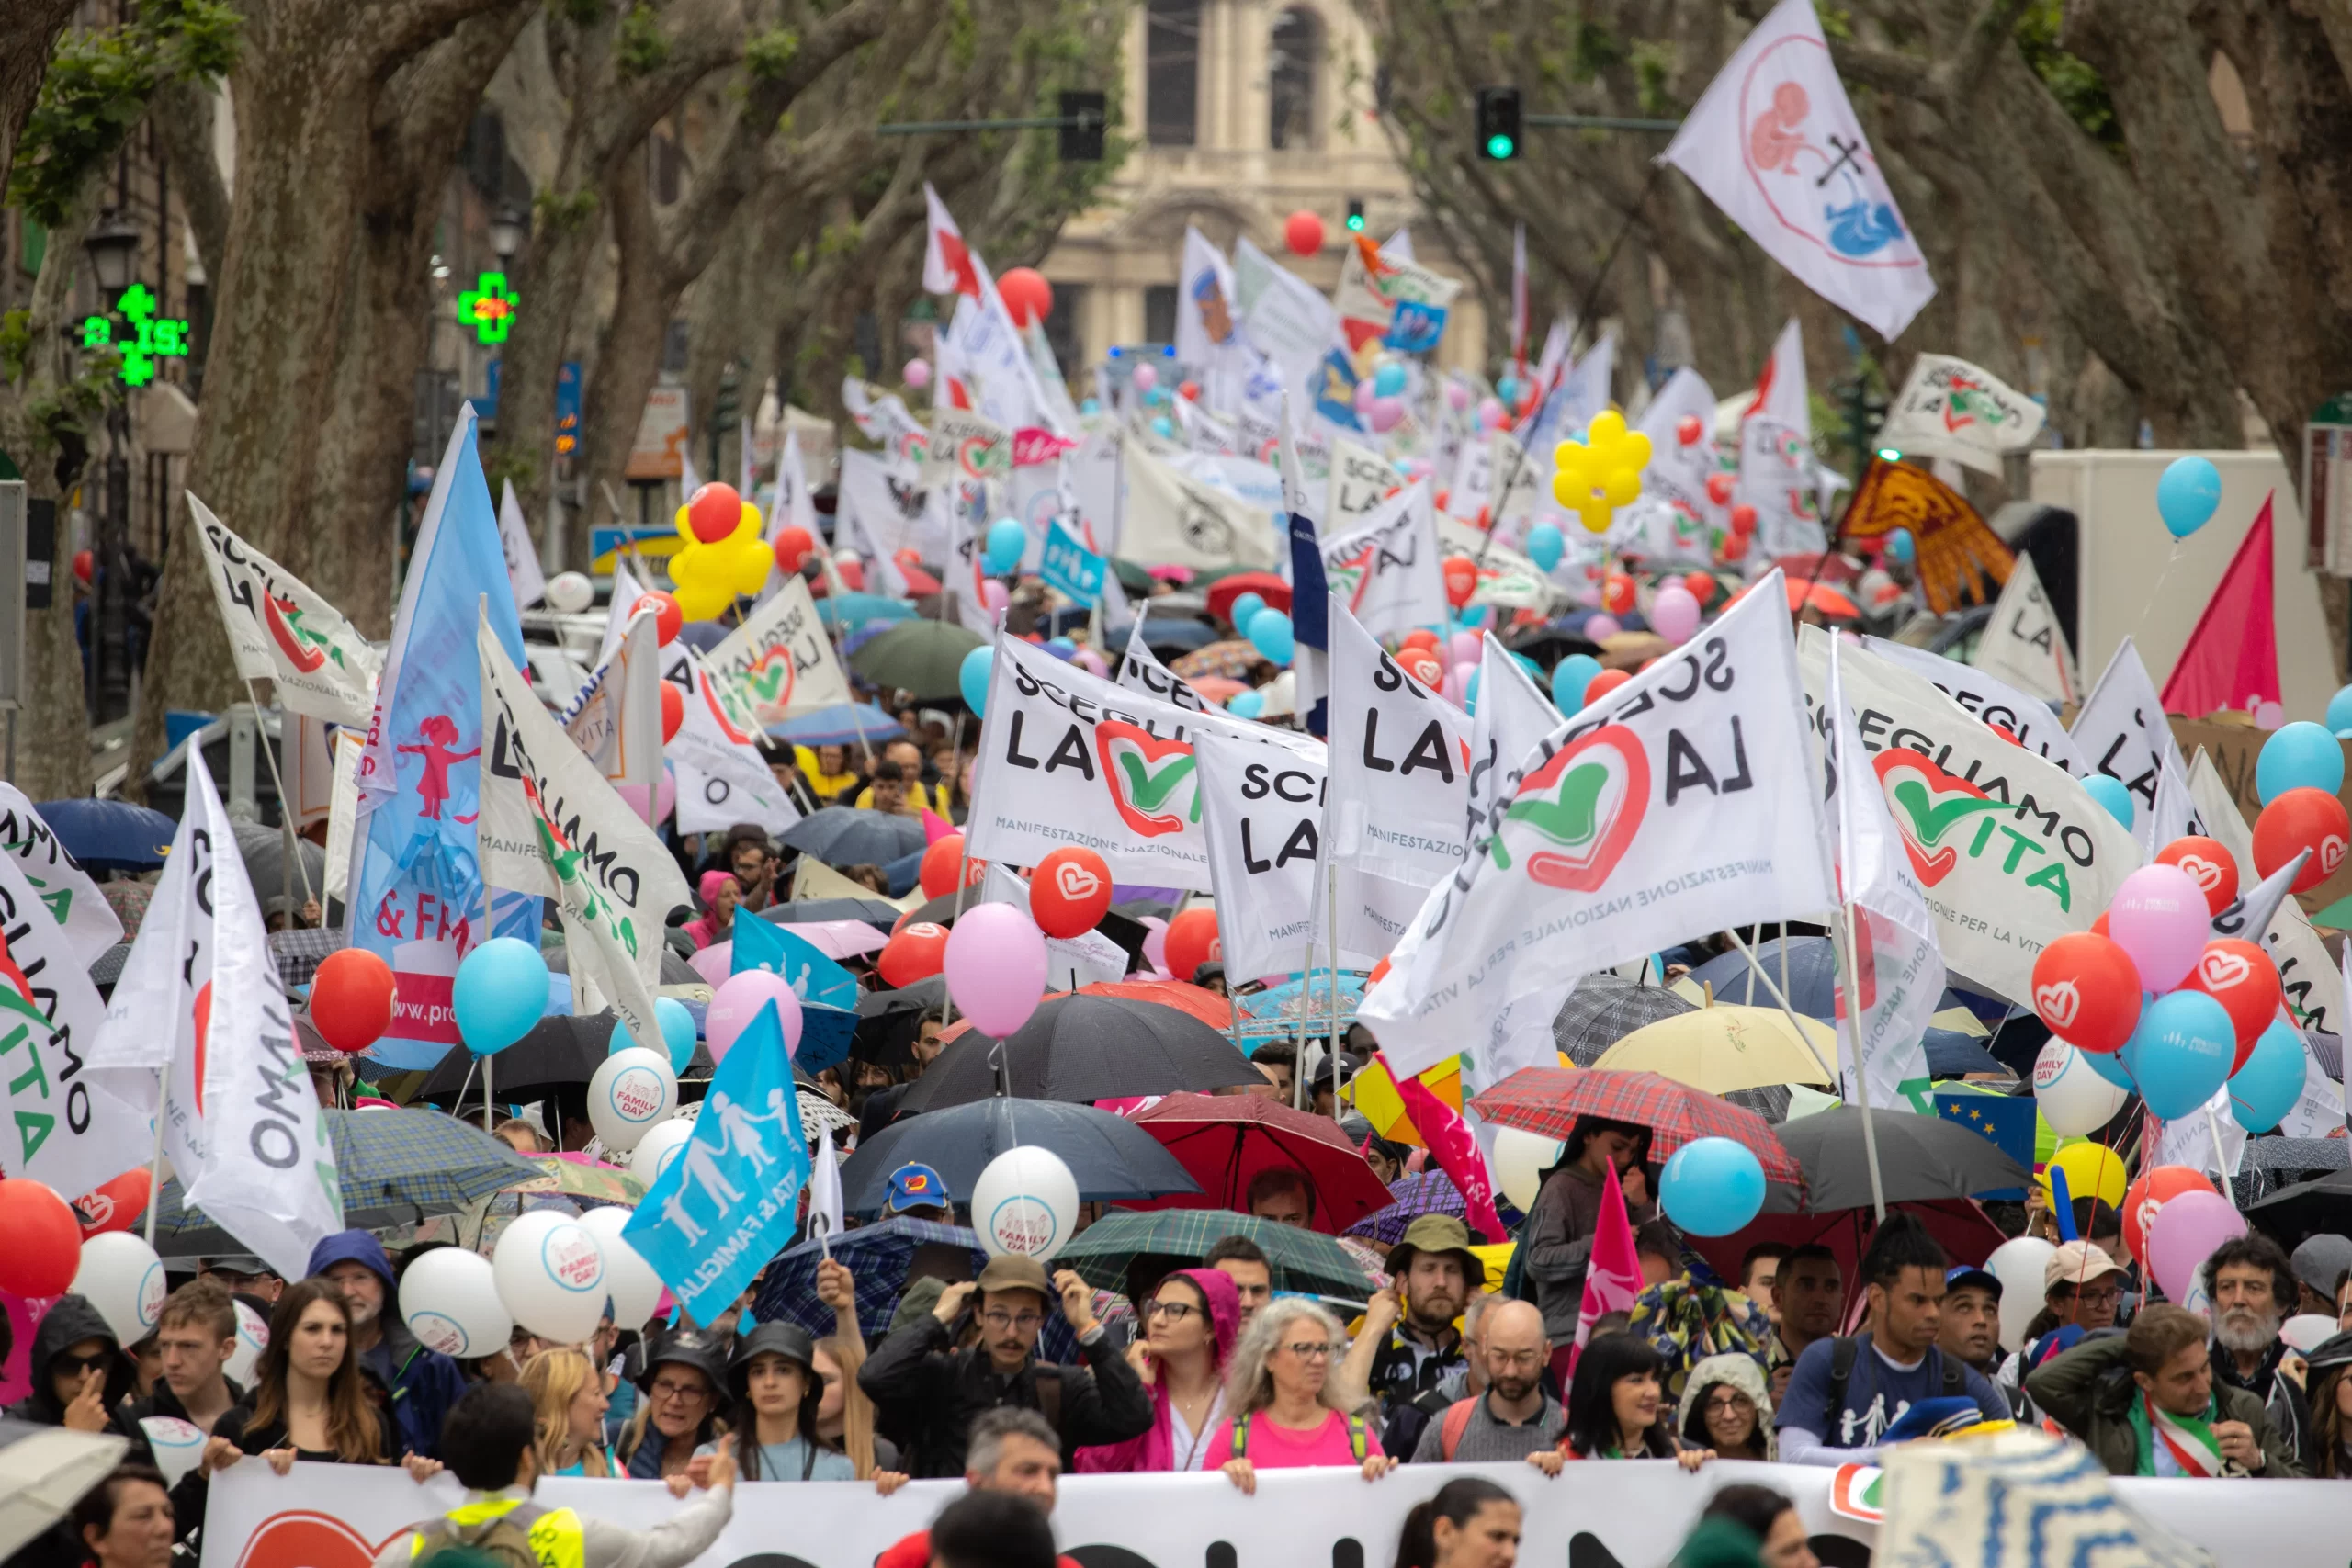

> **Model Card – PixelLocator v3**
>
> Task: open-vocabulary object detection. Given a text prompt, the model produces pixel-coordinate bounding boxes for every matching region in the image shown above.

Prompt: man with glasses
[1408,1301,1567,1467]
[860,1254,1152,1477]
[1992,1241,2124,1421]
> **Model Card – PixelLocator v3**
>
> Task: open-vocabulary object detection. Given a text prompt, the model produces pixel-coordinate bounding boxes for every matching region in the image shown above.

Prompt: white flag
[701,576,854,726]
[0,852,143,1199]
[1322,481,1448,638]
[1174,226,1241,373]
[1803,630,2142,1008]
[922,181,979,299]
[2071,637,2181,852]
[1328,437,1401,527]
[1878,355,2047,477]
[1658,0,1936,341]
[1117,445,1280,571]
[481,609,689,1052]
[1465,634,1562,835]
[2188,750,2343,1040]
[497,479,548,610]
[1972,553,2078,706]
[1323,598,1475,886]
[808,1125,846,1248]
[770,429,819,547]
[662,648,802,837]
[1115,609,1215,713]
[322,729,362,903]
[561,608,664,793]
[1362,573,1838,1081]
[0,785,122,964]
[1193,730,1329,983]
[1864,637,2089,778]
[188,496,382,727]
[1634,367,1725,561]
[1825,635,1941,1111]
[599,560,650,671]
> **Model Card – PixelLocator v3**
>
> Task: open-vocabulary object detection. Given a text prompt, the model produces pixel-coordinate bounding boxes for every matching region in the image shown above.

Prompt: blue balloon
[2083,773,2135,829]
[1496,375,1521,406]
[2082,1040,2138,1090]
[2328,683,2352,737]
[1657,1136,1766,1235]
[2256,720,2345,805]
[985,517,1026,573]
[1145,387,1169,408]
[2121,989,2236,1120]
[2230,1019,2305,1133]
[452,937,549,1055]
[1151,416,1173,438]
[1247,607,1295,666]
[1510,651,1543,680]
[1227,690,1264,720]
[1525,522,1565,573]
[2157,456,2222,538]
[1044,637,1078,661]
[1374,362,1407,398]
[1883,528,1915,564]
[1551,653,1602,711]
[1229,592,1267,631]
[1079,397,1102,416]
[958,645,994,714]
[654,997,698,1075]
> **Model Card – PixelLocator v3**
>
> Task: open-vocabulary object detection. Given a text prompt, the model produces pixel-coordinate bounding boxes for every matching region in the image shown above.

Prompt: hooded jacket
[306,1230,467,1461]
[1676,1352,1775,1461]
[3,1292,135,1424]
[1074,1269,1241,1473]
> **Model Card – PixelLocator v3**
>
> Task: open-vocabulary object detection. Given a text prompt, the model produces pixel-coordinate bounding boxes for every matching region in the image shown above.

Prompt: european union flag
[1934,1091,2036,1200]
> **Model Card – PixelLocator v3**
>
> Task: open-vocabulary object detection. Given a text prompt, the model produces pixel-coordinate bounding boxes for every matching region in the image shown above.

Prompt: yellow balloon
[733,502,764,542]
[1621,430,1653,468]
[674,504,696,544]
[674,583,733,624]
[728,536,772,596]
[1551,473,1583,509]
[1602,466,1643,507]
[1577,499,1613,534]
[2042,1141,2128,1208]
[668,543,723,589]
[1588,409,1626,445]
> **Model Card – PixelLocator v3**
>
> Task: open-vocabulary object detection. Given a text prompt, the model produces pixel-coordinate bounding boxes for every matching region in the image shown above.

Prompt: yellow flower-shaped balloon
[1550,410,1653,535]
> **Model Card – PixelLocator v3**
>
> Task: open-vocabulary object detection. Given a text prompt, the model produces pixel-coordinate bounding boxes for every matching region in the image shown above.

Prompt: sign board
[589,526,686,575]
[2302,392,2352,574]
[626,385,691,481]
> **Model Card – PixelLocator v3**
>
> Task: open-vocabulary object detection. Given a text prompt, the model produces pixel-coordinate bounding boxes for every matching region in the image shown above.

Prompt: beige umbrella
[1589,1005,1838,1093]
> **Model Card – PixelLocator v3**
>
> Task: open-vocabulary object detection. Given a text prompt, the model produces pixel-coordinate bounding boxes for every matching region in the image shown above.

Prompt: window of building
[1143,285,1179,346]
[1147,0,1201,147]
[1044,283,1087,384]
[1270,8,1320,151]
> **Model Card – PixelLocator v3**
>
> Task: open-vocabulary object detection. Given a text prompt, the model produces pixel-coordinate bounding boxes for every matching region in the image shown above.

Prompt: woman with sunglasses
[1079,1269,1242,1472]
[1210,1298,1396,1493]
[616,1330,729,1482]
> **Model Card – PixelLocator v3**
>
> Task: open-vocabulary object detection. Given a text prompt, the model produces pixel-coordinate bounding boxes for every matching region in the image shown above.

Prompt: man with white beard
[2200,1234,2313,1472]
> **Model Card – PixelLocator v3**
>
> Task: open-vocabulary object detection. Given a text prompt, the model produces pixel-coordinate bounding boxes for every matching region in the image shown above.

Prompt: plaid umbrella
[1553,975,1692,1066]
[752,1217,989,1340]
[798,1090,857,1146]
[145,1109,537,1258]
[1468,1067,1804,1186]
[1053,1208,1379,1302]
[267,925,349,988]
[1343,1170,1465,1246]
[1170,639,1264,681]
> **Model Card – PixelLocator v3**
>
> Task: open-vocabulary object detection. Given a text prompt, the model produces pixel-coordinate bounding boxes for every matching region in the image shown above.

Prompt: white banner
[1863,637,2089,779]
[2071,637,2181,852]
[1324,600,1474,888]
[0,850,143,1199]
[922,407,1012,491]
[1322,481,1448,638]
[1878,354,2047,477]
[1465,634,1561,838]
[497,479,547,610]
[1803,631,2141,1008]
[662,649,802,838]
[188,496,381,727]
[1194,730,1329,984]
[1117,445,1280,571]
[0,784,122,964]
[702,576,854,725]
[1635,368,1725,554]
[1115,613,1215,714]
[561,609,664,794]
[1363,575,1838,1080]
[1327,436,1400,527]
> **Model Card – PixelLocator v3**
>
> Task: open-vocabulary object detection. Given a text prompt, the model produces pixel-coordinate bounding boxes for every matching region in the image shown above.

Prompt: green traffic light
[1877,446,1902,462]
[1346,214,1365,231]
[1487,133,1515,159]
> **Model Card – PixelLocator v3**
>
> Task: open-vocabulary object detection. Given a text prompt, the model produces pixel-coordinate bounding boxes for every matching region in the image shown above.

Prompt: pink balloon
[1369,397,1404,434]
[1446,660,1477,705]
[902,358,932,389]
[1140,915,1168,974]
[1130,363,1158,393]
[2145,1188,2247,1307]
[944,904,1048,1037]
[705,970,802,1064]
[1445,380,1472,412]
[1585,613,1622,640]
[1072,649,1108,676]
[1650,583,1701,643]
[2109,863,2210,990]
[1448,630,1481,666]
[616,768,677,825]
[1354,378,1378,413]
[1477,397,1508,431]
[980,579,1011,612]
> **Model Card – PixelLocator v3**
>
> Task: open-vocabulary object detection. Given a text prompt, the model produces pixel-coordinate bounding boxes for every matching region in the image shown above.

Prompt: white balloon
[2033,1040,2130,1138]
[1489,1127,1564,1213]
[225,1300,267,1386]
[493,1209,609,1343]
[1986,1236,2057,1352]
[629,1118,697,1186]
[2284,1313,2340,1354]
[580,1205,662,1326]
[545,571,594,614]
[138,1416,207,1488]
[589,1047,679,1153]
[72,1233,165,1347]
[399,1246,513,1359]
[968,1146,1079,1258]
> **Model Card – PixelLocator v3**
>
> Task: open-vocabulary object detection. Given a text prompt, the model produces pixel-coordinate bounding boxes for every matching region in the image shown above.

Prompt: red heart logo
[234,1511,407,1568]
[1054,863,1101,900]
[1094,721,1198,839]
[2325,835,2348,876]
[1494,725,1649,893]
[2177,854,2224,893]
[2198,949,2252,991]
[2033,979,2080,1031]
[1872,748,2007,888]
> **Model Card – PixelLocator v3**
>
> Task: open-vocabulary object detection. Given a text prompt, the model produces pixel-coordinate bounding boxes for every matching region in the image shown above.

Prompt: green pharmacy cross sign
[79,285,188,388]
[459,271,518,345]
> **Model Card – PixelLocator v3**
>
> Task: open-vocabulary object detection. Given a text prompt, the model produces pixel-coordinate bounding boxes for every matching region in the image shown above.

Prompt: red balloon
[2177,938,2282,1070]
[2154,836,2239,918]
[1399,648,1446,688]
[836,556,865,592]
[71,1168,151,1237]
[1284,209,1325,257]
[2122,1165,2216,1268]
[1602,572,1635,615]
[773,526,817,574]
[1585,668,1633,705]
[1705,473,1735,506]
[1442,555,1478,609]
[72,549,94,584]
[1682,571,1717,604]
[2091,912,2109,938]
[634,592,683,646]
[998,267,1054,328]
[1177,380,1202,402]
[686,482,742,545]
[1676,415,1704,447]
[1434,489,1451,513]
[919,834,975,900]
[878,922,951,987]
[2253,786,2350,892]
[1717,533,1749,564]
[1163,907,1222,984]
[0,1179,82,1297]
[659,681,684,743]
[311,948,395,1054]
[2029,931,2143,1055]
[1400,629,1442,653]
[1031,847,1114,939]
[1728,503,1758,536]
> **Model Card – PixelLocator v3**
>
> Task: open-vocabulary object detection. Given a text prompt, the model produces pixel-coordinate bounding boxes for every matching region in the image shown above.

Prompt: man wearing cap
[885,1162,954,1224]
[859,1253,1152,1477]
[1937,1264,2017,1416]
[1342,1215,1480,1458]
[199,1257,283,1306]
[2290,1235,2352,1319]
[308,1230,468,1461]
[1992,1240,2127,1422]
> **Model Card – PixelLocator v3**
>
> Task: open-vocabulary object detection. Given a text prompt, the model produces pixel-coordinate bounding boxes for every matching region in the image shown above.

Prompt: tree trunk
[0,0,80,191]
[576,157,676,544]
[151,79,232,289]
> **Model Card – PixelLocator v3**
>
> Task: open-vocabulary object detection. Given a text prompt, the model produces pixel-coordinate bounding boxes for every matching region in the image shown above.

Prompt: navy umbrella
[781,806,926,867]
[752,1217,989,1340]
[900,993,1261,1112]
[767,702,906,748]
[35,798,175,872]
[1690,935,1973,1020]
[841,1096,1201,1217]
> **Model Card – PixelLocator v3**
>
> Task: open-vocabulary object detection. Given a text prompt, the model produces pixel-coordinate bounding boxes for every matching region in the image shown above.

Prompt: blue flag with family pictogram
[1039,518,1106,604]
[349,404,536,1068]
[1934,1091,2036,1200]
[730,916,857,1072]
[624,999,809,1326]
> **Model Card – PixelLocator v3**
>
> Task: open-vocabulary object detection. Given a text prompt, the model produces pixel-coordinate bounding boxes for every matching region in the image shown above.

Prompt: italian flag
[2148,1395,2225,1477]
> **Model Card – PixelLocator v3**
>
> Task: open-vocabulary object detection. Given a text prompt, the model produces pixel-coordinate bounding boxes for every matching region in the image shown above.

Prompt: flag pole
[1721,926,1840,1089]
[248,684,317,908]
[141,1102,166,1246]
[1325,861,1345,1122]
[1829,907,1888,1222]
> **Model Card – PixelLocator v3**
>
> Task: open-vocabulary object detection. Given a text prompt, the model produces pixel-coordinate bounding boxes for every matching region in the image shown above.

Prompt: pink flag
[2161,495,2279,718]
[1570,1160,1645,1371]
[922,807,957,845]
[1393,1075,1508,1245]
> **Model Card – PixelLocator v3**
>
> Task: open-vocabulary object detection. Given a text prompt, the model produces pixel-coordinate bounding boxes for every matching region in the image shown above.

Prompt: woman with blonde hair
[1209,1296,1396,1493]
[811,1255,908,1480]
[521,1347,612,1477]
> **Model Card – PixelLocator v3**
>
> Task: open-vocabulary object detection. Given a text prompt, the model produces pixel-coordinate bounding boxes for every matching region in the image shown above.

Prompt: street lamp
[83,212,141,298]
[489,205,527,266]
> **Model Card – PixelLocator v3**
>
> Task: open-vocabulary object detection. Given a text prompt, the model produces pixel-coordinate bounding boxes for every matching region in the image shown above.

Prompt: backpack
[1824,1334,1963,1441]
[1438,1397,1478,1461]
[1229,1410,1366,1461]
[410,1505,552,1568]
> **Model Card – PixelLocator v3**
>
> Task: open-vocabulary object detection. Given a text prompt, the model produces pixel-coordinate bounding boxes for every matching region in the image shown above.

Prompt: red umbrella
[1468,1067,1804,1186]
[1206,571,1292,624]
[1120,1092,1395,1234]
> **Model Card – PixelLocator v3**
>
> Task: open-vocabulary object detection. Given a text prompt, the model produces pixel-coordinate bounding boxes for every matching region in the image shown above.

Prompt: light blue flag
[624,1000,809,1325]
[346,404,534,1067]
[731,916,857,1071]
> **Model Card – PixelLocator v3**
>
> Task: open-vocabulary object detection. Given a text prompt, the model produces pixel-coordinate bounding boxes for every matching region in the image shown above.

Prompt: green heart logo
[1095,721,1199,838]
[1873,748,2001,886]
[1503,761,1611,849]
[1491,726,1649,892]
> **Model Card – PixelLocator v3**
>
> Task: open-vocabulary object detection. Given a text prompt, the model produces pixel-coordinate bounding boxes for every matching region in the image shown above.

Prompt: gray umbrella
[839,1097,1202,1213]
[232,820,328,911]
[1770,1105,2031,1212]
[0,1418,129,1559]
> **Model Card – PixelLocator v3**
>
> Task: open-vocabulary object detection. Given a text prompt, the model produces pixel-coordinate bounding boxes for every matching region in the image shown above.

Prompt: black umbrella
[2247,1167,2352,1246]
[854,976,945,1066]
[895,890,1150,964]
[781,807,926,868]
[765,897,905,931]
[900,994,1261,1113]
[412,1011,713,1107]
[841,1098,1201,1216]
[1769,1105,2031,1212]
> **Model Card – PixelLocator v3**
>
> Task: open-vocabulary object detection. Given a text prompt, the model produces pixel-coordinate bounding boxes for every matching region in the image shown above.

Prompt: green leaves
[746,26,801,82]
[616,2,671,78]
